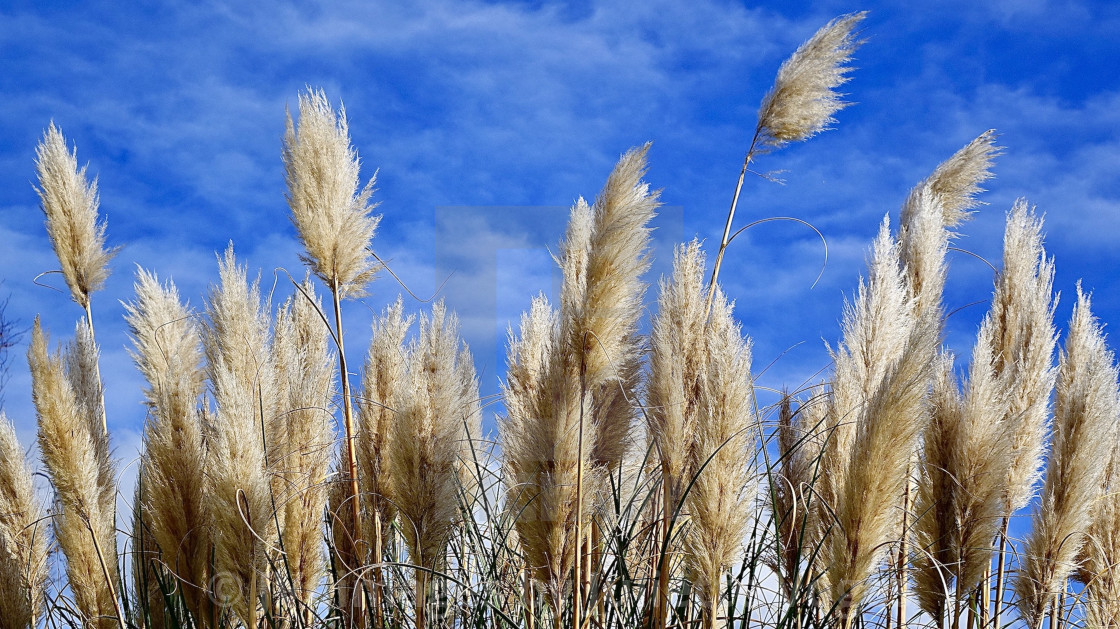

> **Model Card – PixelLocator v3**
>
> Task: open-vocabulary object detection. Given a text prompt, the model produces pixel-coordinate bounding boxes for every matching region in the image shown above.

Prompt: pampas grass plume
[28,320,120,628]
[283,88,380,299]
[1015,286,1117,628]
[33,123,117,309]
[203,248,276,627]
[684,282,757,629]
[125,269,210,616]
[272,281,335,607]
[358,296,412,545]
[0,412,49,629]
[755,12,866,150]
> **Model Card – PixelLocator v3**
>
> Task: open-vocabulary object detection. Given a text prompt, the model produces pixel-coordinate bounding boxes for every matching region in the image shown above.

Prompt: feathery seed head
[1016,286,1117,627]
[388,301,477,571]
[685,284,758,618]
[0,413,49,629]
[34,123,117,308]
[922,130,1001,227]
[283,88,381,298]
[28,319,119,626]
[272,281,336,605]
[358,296,412,542]
[898,131,999,327]
[992,201,1058,514]
[126,270,211,617]
[756,12,866,150]
[203,248,277,626]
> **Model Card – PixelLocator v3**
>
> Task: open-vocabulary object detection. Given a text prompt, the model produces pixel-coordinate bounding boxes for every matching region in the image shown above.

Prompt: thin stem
[574,359,586,629]
[415,569,427,629]
[993,517,1010,628]
[331,284,364,628]
[524,565,535,629]
[980,566,991,629]
[898,471,912,629]
[374,510,384,629]
[655,476,673,629]
[706,133,759,314]
[87,517,125,629]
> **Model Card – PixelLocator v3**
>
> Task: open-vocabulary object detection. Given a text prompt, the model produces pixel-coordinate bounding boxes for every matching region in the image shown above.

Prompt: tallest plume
[34,123,118,309]
[283,88,381,298]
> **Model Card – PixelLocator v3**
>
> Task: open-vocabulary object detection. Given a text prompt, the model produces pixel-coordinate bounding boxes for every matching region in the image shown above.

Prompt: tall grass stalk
[1014,287,1117,628]
[283,87,381,627]
[708,12,865,305]
[29,320,123,629]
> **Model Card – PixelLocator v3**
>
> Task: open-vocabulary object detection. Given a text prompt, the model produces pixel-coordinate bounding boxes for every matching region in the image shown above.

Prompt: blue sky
[2,0,1119,482]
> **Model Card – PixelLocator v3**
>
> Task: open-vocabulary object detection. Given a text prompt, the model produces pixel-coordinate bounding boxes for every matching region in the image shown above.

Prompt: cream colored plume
[29,320,119,628]
[0,413,49,629]
[125,269,211,618]
[1081,436,1120,627]
[913,330,1010,619]
[500,145,657,607]
[272,281,335,607]
[283,88,380,298]
[34,123,118,309]
[203,248,277,627]
[388,301,478,571]
[1016,286,1118,628]
[647,241,710,496]
[357,296,413,544]
[990,202,1058,515]
[755,12,866,150]
[683,281,757,628]
[898,130,999,324]
[817,220,934,619]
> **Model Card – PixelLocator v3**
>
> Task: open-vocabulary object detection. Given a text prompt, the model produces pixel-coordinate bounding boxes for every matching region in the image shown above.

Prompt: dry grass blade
[0,412,49,629]
[33,123,118,309]
[1015,286,1117,628]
